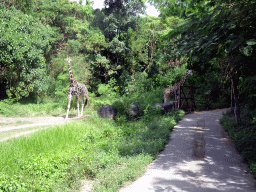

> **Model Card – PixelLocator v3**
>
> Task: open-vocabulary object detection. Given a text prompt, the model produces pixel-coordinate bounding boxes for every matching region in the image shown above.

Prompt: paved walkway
[120,108,256,192]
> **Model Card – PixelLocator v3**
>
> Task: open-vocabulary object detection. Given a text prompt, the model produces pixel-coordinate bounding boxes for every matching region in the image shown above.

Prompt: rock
[97,104,117,119]
[128,104,140,118]
[163,101,175,111]
[154,101,175,115]
[155,103,166,115]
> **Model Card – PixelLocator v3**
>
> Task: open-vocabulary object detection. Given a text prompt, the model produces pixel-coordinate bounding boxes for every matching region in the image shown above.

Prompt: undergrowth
[0,110,185,191]
[220,107,256,180]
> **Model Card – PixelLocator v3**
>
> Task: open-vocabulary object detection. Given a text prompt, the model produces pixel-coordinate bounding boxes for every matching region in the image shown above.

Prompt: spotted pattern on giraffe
[65,56,93,119]
[163,70,193,108]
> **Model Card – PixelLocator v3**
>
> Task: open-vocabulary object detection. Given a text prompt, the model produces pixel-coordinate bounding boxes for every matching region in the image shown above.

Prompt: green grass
[0,126,45,141]
[0,100,65,117]
[0,110,185,191]
[0,99,94,117]
[220,108,256,180]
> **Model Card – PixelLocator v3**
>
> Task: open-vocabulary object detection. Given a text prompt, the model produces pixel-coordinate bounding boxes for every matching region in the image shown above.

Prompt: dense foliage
[0,0,255,102]
[0,5,56,100]
[148,0,256,123]
[0,0,255,120]
[1,0,256,190]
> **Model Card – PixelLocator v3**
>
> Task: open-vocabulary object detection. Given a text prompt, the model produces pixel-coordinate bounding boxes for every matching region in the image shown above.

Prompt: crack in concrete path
[192,119,206,159]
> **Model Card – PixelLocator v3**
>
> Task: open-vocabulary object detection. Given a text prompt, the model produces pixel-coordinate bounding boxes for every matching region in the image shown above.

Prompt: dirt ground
[0,116,80,142]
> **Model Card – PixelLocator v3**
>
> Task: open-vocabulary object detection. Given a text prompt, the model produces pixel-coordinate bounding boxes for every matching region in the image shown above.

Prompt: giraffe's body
[163,70,193,108]
[65,57,93,119]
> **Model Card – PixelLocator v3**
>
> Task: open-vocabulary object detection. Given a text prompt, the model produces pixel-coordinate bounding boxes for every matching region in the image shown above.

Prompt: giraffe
[163,70,193,109]
[65,56,93,119]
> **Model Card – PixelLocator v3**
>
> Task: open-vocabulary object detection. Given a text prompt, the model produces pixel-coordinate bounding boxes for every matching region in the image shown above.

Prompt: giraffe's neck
[67,63,77,86]
[178,72,189,87]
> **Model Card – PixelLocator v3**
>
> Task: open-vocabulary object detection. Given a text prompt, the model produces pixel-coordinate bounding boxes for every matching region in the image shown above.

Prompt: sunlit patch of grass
[0,110,184,191]
[0,98,95,117]
[0,100,66,117]
[0,126,46,141]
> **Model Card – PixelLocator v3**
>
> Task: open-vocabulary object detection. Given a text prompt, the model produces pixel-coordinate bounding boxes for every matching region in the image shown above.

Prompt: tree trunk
[231,76,241,125]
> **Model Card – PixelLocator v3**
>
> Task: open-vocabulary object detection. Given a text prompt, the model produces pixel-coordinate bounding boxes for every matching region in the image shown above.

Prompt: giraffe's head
[65,56,72,63]
[188,70,193,76]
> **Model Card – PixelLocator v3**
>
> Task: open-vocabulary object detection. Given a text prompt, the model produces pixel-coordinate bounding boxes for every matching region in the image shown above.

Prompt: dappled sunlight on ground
[120,108,256,192]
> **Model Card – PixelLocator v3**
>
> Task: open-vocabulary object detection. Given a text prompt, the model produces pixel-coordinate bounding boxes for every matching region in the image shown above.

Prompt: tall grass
[0,110,185,191]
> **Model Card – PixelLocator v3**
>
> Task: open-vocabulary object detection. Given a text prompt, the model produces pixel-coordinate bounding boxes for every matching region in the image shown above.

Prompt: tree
[150,0,256,124]
[0,6,57,100]
[103,0,146,41]
[127,16,169,73]
[148,0,217,19]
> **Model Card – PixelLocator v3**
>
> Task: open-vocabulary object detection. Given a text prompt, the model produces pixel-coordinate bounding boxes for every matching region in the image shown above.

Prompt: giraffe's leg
[174,94,176,109]
[177,92,180,109]
[66,93,72,119]
[85,95,93,114]
[80,96,84,117]
[175,94,177,109]
[77,96,80,117]
[177,95,179,109]
[163,94,167,103]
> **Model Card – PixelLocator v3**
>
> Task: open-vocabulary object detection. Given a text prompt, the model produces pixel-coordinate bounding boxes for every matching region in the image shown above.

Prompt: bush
[0,5,56,100]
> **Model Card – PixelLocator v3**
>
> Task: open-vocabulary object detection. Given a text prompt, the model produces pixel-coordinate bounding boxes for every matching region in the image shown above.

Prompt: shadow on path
[120,108,256,192]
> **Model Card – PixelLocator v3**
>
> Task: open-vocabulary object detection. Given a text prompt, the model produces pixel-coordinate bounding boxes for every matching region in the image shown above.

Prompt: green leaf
[228,36,243,52]
[240,45,253,56]
[0,6,56,100]
[246,39,256,46]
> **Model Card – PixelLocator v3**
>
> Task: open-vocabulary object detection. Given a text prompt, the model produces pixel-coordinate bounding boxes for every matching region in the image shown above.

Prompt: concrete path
[120,108,256,192]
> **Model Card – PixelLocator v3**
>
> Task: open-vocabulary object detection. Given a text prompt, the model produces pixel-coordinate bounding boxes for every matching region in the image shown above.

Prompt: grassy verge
[0,110,184,191]
[0,126,46,141]
[0,100,65,117]
[220,108,256,179]
[0,99,94,117]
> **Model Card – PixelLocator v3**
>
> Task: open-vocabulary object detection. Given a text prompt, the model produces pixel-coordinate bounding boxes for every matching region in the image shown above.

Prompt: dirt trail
[0,116,81,142]
[0,116,65,130]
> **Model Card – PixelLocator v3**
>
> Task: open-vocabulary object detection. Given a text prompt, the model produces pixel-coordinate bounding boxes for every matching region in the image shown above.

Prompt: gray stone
[154,101,175,115]
[128,104,140,118]
[163,101,175,111]
[97,104,117,119]
[155,103,166,115]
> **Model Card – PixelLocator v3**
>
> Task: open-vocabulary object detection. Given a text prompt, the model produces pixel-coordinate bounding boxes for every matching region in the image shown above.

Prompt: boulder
[155,103,166,115]
[97,104,117,119]
[154,101,175,115]
[163,101,175,111]
[128,104,140,118]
